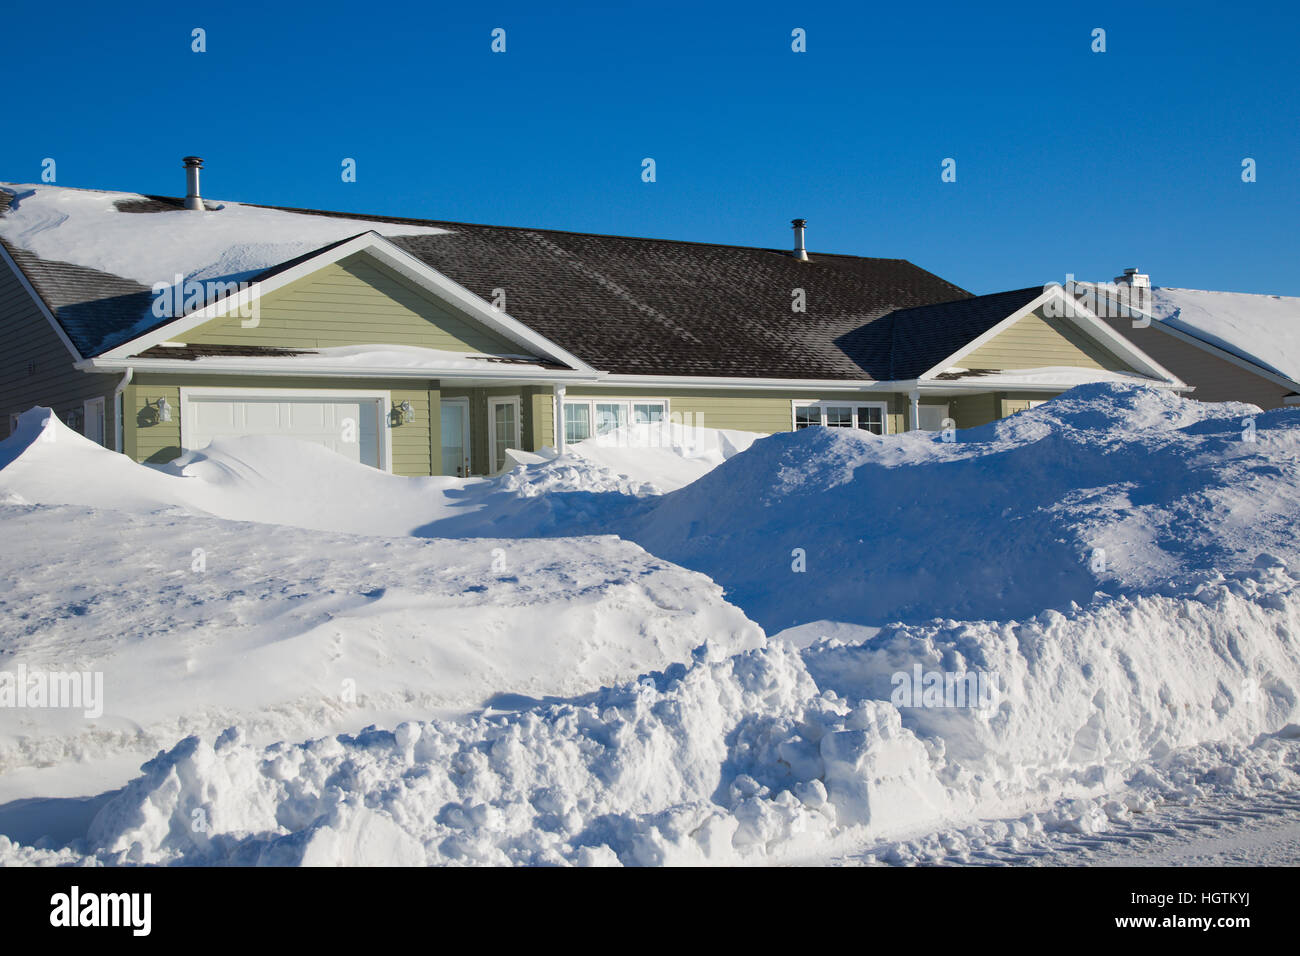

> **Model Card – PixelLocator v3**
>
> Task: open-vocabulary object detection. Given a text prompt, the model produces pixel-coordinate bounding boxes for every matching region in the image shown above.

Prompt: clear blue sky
[4,0,1297,295]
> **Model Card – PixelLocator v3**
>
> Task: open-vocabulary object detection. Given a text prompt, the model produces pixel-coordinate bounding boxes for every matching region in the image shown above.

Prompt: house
[0,161,1187,476]
[1080,270,1300,410]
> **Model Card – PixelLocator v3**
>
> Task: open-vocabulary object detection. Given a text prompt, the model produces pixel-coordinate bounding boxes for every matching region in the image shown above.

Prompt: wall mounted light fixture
[156,397,171,422]
[399,400,414,424]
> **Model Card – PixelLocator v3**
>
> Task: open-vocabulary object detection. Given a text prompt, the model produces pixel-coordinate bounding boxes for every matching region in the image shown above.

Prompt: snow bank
[42,560,1300,865]
[0,500,761,785]
[621,383,1300,631]
[0,409,742,539]
[560,422,762,493]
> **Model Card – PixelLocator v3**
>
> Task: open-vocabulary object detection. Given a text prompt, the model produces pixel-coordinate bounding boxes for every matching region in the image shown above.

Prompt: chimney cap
[791,218,807,228]
[182,156,204,167]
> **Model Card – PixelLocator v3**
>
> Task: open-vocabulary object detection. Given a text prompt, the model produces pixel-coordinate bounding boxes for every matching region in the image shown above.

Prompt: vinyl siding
[526,387,554,451]
[962,307,1133,372]
[0,253,117,441]
[565,387,913,435]
[1100,315,1293,409]
[949,393,1000,429]
[183,253,522,355]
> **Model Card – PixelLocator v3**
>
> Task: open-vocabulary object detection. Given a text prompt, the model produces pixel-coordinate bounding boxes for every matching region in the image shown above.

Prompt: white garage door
[184,394,384,468]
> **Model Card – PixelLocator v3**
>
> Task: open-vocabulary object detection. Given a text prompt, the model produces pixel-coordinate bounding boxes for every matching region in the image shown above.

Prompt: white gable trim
[95,232,595,373]
[0,241,83,362]
[917,285,1184,386]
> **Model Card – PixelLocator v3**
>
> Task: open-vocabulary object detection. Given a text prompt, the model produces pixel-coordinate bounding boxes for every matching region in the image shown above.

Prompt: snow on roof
[180,344,555,374]
[931,366,1159,387]
[0,183,447,286]
[1150,287,1300,385]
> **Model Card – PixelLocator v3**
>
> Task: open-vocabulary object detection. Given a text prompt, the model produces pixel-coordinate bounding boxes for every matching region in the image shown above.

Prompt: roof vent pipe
[183,156,204,211]
[791,218,808,260]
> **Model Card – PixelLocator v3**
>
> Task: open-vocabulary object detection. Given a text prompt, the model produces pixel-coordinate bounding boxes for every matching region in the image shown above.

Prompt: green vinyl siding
[526,387,554,451]
[0,254,117,442]
[962,307,1132,373]
[184,252,521,355]
[949,393,1000,429]
[566,387,798,433]
[390,387,432,476]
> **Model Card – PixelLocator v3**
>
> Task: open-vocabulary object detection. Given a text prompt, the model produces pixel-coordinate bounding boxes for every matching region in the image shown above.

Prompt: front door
[488,397,521,474]
[439,399,470,476]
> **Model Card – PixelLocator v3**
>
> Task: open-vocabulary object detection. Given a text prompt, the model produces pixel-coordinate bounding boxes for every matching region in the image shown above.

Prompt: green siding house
[0,173,1188,475]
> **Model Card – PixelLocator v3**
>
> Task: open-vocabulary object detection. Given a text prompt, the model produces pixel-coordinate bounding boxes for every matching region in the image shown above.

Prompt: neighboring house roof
[0,184,974,381]
[1148,287,1300,385]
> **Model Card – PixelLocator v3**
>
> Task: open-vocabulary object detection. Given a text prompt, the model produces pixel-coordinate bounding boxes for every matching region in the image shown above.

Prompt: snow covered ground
[1,384,1298,865]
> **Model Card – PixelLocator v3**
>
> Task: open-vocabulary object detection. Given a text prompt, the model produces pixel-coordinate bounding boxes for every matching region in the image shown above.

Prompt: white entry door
[487,397,521,474]
[183,393,385,468]
[83,397,106,447]
[440,399,470,476]
[917,404,950,432]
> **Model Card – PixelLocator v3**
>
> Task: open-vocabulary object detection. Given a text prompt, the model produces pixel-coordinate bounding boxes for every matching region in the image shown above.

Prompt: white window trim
[486,396,522,474]
[83,396,106,447]
[562,397,670,442]
[177,386,393,472]
[791,400,890,434]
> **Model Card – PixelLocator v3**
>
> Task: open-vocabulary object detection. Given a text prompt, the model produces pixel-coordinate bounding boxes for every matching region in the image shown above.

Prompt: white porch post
[553,383,566,454]
[908,389,921,432]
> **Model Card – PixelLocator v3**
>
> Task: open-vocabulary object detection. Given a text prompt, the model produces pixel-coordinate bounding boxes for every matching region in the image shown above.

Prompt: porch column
[553,383,566,454]
[908,389,921,431]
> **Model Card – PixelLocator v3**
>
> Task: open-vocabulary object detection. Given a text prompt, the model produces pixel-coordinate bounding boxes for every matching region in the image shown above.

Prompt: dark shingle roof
[883,286,1046,379]
[1,187,988,379]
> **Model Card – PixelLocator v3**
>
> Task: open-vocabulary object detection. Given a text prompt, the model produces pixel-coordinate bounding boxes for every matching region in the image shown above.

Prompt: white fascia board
[594,374,884,391]
[77,356,601,384]
[914,377,1185,393]
[0,241,83,362]
[94,232,596,373]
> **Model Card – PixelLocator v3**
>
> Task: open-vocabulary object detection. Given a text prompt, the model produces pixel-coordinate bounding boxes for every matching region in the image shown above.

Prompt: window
[594,402,626,436]
[633,403,664,424]
[857,405,885,434]
[564,399,667,443]
[793,401,889,435]
[564,403,591,443]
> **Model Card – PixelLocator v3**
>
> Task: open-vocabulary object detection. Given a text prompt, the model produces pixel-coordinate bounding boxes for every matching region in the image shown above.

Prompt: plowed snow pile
[1,383,1299,865]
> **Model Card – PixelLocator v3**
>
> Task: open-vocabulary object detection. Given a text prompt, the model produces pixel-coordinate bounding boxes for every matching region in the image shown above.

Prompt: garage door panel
[186,396,383,468]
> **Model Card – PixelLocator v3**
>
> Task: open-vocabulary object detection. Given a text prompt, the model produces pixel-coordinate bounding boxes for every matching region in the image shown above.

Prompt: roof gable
[180,251,526,357]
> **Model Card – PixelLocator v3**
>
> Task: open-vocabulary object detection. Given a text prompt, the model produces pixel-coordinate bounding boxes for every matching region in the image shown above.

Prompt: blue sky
[3,0,1297,295]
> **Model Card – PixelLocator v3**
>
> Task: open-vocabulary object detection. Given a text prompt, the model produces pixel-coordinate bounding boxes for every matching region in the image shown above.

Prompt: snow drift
[33,558,1300,866]
[3,384,1300,865]
[620,383,1300,631]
